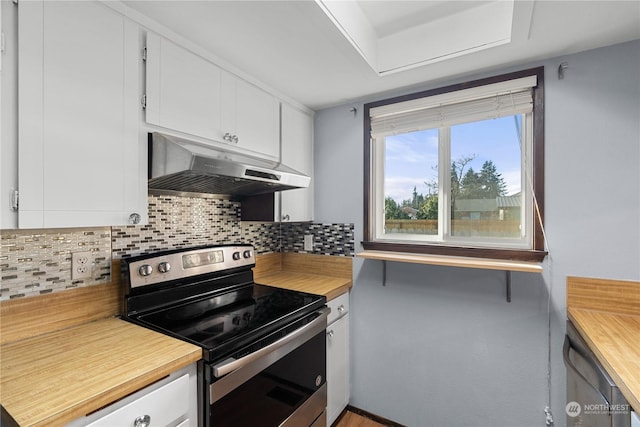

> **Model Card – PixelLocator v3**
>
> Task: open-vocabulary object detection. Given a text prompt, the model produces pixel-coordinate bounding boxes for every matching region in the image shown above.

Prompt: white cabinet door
[280,103,313,222]
[1,0,19,229]
[145,32,224,143]
[326,292,350,426]
[66,364,198,427]
[327,313,350,426]
[145,35,279,160]
[18,0,144,228]
[221,71,280,159]
[86,374,190,427]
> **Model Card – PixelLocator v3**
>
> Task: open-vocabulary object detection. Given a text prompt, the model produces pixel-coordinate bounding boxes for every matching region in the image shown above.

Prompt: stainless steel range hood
[148,132,310,197]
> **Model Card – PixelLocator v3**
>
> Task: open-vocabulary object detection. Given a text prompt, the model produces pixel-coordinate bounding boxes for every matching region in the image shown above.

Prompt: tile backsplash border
[1,195,354,301]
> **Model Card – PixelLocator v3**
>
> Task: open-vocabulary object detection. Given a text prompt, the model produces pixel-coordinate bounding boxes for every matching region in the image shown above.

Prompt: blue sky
[384,115,522,202]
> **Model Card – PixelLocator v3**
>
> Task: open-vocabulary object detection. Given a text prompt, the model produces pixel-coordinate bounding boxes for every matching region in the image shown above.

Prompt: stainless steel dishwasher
[564,320,631,427]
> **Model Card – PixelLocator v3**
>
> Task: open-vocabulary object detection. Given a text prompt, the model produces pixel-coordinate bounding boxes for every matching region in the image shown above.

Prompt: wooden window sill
[356,250,543,273]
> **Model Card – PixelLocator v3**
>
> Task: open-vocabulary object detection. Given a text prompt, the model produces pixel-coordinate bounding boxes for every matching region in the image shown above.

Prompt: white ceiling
[123,0,640,110]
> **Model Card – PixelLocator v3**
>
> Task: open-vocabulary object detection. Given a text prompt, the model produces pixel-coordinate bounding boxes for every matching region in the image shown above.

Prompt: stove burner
[123,245,326,363]
[165,305,207,321]
[199,323,224,334]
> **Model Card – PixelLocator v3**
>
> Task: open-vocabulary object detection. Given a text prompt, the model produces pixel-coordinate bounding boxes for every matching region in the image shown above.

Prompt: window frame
[363,67,546,262]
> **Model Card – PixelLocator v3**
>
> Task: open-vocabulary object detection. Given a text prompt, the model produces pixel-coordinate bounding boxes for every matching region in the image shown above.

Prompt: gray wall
[314,40,640,427]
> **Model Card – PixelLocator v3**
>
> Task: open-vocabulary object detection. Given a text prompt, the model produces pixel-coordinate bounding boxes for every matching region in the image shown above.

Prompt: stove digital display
[182,250,224,269]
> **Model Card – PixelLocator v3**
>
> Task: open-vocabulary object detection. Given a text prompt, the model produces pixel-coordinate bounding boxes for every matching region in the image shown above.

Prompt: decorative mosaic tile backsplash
[1,195,354,301]
[112,195,245,258]
[281,223,354,256]
[0,228,112,300]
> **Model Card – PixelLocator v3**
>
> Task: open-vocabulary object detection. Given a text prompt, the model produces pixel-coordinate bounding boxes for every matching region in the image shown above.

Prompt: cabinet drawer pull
[134,415,151,427]
[337,305,345,313]
[327,330,335,338]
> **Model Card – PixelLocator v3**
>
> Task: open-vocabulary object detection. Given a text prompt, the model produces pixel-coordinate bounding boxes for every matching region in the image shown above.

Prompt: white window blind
[370,75,537,137]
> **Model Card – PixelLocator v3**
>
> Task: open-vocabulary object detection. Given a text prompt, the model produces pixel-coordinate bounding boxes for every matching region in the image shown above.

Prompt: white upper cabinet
[145,33,223,143]
[280,103,313,222]
[221,72,280,159]
[18,0,146,228]
[1,0,19,229]
[145,33,280,160]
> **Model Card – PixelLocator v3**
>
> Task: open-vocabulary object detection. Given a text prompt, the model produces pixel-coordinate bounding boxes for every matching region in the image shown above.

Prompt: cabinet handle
[223,133,239,144]
[327,330,334,338]
[337,305,345,313]
[134,415,151,427]
[128,213,141,225]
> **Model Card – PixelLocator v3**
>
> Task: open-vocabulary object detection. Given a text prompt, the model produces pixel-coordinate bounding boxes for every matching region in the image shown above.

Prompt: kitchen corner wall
[314,40,640,427]
[0,194,354,301]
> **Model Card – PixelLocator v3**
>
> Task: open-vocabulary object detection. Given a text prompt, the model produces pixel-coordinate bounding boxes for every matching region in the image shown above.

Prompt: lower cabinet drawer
[86,374,190,427]
[327,292,349,325]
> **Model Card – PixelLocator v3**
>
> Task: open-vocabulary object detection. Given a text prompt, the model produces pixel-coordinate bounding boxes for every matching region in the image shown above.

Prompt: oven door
[204,307,329,427]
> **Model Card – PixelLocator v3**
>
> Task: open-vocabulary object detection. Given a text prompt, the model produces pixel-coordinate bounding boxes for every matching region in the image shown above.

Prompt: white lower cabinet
[65,364,198,427]
[632,411,639,427]
[326,292,350,426]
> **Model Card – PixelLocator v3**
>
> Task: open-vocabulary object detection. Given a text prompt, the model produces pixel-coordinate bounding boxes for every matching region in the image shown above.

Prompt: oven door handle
[563,334,612,412]
[212,307,330,378]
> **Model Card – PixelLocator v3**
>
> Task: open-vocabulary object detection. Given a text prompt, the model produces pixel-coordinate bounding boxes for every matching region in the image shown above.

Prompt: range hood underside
[148,171,299,198]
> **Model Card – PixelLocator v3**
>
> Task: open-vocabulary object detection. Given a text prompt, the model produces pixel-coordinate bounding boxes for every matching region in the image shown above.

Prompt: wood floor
[333,411,390,427]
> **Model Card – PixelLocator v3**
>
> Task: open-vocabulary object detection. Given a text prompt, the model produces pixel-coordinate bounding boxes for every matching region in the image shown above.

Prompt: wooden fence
[385,219,521,237]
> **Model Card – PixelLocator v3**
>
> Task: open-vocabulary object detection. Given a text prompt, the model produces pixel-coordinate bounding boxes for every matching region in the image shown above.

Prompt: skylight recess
[315,0,530,76]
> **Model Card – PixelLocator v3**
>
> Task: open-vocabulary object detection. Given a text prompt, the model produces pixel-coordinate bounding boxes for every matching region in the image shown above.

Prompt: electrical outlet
[72,251,92,280]
[303,234,314,252]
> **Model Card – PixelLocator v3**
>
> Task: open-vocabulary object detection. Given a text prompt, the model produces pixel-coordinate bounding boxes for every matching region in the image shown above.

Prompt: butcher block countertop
[254,252,353,301]
[567,276,640,411]
[0,317,201,427]
[0,252,352,426]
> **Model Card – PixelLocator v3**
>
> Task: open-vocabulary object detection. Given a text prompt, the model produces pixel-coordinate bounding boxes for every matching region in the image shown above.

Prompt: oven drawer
[327,292,349,325]
[207,310,328,427]
[208,331,326,427]
[85,373,190,427]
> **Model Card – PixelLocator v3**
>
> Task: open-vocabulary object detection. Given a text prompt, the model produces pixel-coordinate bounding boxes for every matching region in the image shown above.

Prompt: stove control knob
[232,315,241,325]
[232,251,241,261]
[138,264,153,277]
[157,262,171,273]
[243,250,252,259]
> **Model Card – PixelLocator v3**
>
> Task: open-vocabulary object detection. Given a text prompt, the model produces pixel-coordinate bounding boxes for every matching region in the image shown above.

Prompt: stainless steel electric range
[122,244,328,427]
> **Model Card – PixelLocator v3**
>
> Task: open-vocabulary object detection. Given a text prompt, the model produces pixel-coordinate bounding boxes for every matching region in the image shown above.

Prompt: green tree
[417,194,438,219]
[385,157,507,222]
[460,167,483,198]
[478,160,507,197]
[405,186,425,210]
[450,154,475,215]
[458,160,507,199]
[385,197,410,220]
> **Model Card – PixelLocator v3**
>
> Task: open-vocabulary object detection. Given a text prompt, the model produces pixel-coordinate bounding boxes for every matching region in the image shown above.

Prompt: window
[363,68,546,262]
